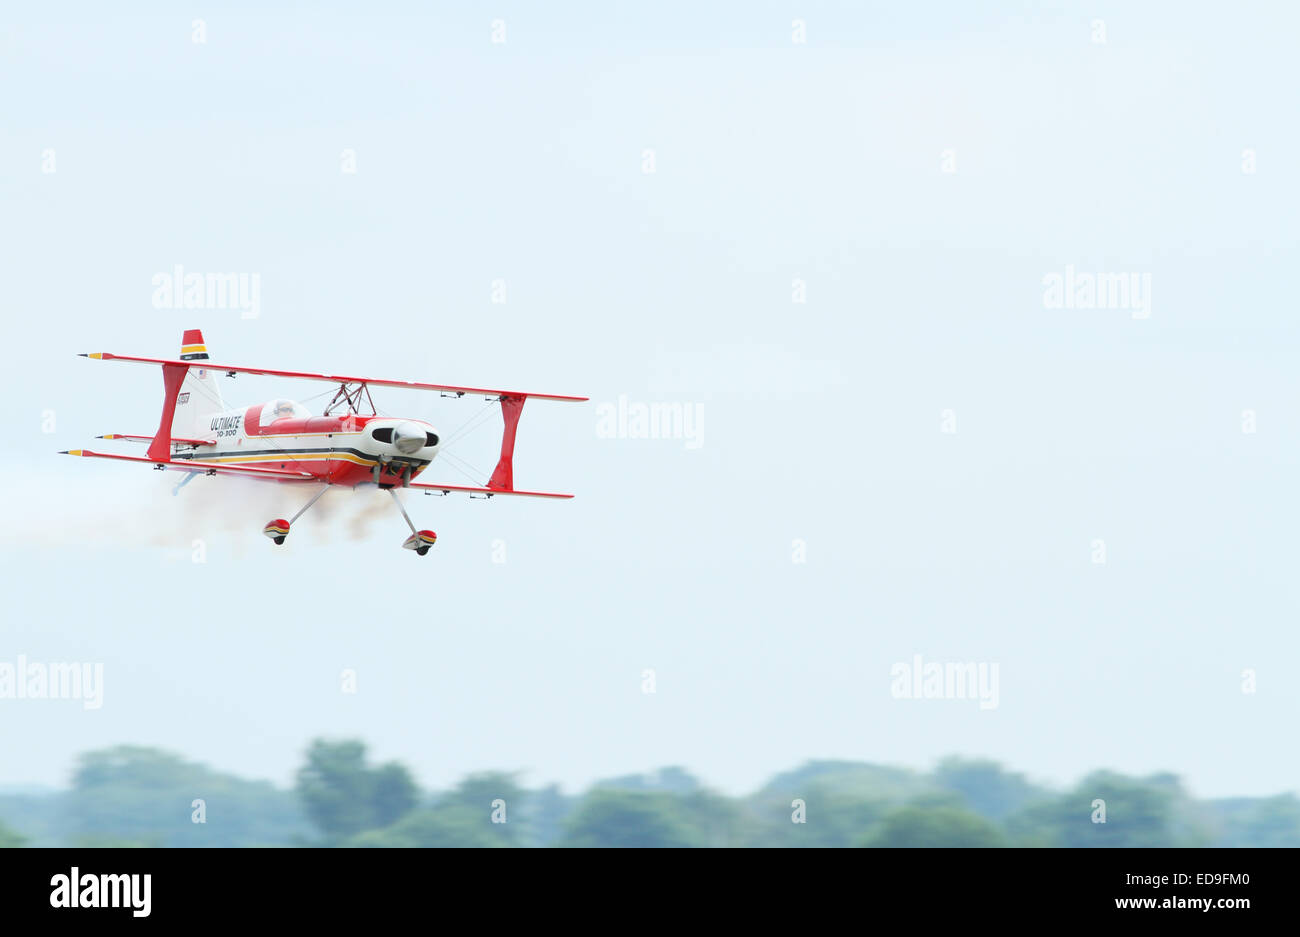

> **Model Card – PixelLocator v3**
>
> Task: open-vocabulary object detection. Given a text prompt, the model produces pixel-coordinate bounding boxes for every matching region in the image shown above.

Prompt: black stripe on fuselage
[172,445,430,466]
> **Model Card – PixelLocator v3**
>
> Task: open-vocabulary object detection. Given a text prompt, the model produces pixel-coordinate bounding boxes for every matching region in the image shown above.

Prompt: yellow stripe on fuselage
[188,452,381,467]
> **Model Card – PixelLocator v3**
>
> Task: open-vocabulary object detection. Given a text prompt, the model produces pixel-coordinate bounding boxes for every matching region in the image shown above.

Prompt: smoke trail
[8,469,409,550]
[347,487,399,540]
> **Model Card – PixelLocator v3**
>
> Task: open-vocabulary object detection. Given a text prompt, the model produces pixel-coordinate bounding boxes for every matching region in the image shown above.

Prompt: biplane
[62,330,586,553]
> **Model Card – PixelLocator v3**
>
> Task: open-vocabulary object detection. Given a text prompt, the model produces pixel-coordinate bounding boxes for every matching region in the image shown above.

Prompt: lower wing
[408,481,573,499]
[62,449,572,495]
[61,448,317,483]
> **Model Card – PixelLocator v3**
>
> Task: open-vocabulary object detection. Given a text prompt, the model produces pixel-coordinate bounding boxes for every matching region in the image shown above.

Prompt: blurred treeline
[1,741,1296,847]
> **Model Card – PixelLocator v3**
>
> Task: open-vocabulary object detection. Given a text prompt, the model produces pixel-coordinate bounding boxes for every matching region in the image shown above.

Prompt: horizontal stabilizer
[61,448,316,483]
[98,434,215,448]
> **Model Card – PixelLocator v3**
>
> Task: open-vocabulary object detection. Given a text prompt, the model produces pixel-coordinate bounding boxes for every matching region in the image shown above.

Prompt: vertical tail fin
[170,329,226,441]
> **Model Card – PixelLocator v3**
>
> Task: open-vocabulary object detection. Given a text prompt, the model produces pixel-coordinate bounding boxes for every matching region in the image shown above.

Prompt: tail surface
[170,329,226,441]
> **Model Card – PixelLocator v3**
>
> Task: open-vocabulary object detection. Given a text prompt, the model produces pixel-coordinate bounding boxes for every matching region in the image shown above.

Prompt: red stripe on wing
[84,354,588,402]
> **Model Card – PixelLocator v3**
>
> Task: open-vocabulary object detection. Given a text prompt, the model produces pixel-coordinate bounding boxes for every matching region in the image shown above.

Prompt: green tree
[349,772,523,847]
[69,834,154,848]
[295,740,419,843]
[933,757,1046,820]
[370,763,422,829]
[741,761,933,847]
[67,746,308,847]
[1006,772,1205,847]
[0,819,26,848]
[862,803,1006,847]
[515,784,574,847]
[561,789,707,847]
[1219,794,1300,847]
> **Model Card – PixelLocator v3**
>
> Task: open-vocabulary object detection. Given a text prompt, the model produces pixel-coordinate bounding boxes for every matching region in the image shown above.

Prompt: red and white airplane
[62,330,586,553]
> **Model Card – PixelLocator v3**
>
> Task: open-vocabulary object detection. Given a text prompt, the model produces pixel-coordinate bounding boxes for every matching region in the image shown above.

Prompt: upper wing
[408,481,574,499]
[80,353,588,402]
[61,448,318,483]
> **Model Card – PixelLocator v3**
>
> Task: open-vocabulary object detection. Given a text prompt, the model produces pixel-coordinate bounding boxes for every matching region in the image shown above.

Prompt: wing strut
[486,394,525,492]
[147,364,190,462]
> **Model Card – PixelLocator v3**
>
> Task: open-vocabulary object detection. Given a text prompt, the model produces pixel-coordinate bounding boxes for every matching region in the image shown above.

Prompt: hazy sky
[2,2,1298,799]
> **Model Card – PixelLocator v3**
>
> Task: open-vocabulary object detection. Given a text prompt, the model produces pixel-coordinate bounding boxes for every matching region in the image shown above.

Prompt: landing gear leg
[172,471,200,497]
[263,485,330,545]
[388,489,437,555]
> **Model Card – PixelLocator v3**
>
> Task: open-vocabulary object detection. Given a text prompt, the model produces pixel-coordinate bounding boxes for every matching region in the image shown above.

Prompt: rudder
[170,329,226,441]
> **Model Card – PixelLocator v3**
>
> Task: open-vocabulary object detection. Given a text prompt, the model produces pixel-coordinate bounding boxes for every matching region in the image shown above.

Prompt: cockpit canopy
[259,399,311,428]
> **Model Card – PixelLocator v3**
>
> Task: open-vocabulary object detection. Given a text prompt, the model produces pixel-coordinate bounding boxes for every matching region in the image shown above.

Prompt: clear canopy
[259,399,311,427]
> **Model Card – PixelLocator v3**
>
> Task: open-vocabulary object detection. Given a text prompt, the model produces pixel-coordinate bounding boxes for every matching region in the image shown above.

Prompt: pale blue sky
[1,2,1297,799]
